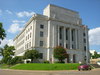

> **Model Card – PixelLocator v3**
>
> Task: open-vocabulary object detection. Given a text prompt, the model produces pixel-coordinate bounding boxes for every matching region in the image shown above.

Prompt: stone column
[75,29,78,49]
[70,54,73,63]
[47,20,50,61]
[85,28,89,64]
[58,26,60,46]
[64,27,66,48]
[69,28,72,49]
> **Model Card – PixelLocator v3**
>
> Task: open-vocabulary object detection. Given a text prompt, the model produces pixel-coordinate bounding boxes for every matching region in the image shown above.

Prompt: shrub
[43,61,49,63]
[23,50,39,63]
[10,56,23,65]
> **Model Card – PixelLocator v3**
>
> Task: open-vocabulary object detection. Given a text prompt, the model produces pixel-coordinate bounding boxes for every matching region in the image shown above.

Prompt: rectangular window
[39,53,43,59]
[84,38,86,43]
[66,44,68,48]
[66,29,68,40]
[83,33,86,36]
[30,33,31,38]
[40,41,43,47]
[59,27,62,39]
[72,44,74,49]
[30,42,31,47]
[40,24,44,29]
[40,31,44,37]
[60,43,62,46]
[72,30,74,41]
[84,46,86,51]
[26,36,27,41]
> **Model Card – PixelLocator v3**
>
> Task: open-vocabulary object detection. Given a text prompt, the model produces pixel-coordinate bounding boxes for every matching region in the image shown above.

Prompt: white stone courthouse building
[14,4,90,63]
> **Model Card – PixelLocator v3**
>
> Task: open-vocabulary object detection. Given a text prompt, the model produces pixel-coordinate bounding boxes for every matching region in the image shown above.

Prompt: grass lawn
[0,64,10,69]
[10,63,80,70]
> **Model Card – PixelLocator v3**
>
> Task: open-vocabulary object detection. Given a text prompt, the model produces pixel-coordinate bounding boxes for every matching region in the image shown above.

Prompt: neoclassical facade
[14,4,90,63]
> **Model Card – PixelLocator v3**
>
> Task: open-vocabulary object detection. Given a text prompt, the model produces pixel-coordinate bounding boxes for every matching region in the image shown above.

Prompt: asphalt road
[0,69,100,75]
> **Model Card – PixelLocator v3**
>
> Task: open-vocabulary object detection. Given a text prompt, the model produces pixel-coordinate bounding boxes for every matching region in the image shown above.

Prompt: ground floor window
[39,53,43,59]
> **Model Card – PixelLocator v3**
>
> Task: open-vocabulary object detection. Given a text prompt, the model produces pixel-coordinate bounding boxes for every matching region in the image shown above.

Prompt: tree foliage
[10,56,23,65]
[91,52,100,59]
[0,44,15,65]
[23,50,39,62]
[54,46,68,63]
[0,22,6,41]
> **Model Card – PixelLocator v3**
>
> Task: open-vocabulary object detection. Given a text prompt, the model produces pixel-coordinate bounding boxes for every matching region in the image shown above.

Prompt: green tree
[1,44,15,65]
[0,23,6,41]
[92,52,100,59]
[23,50,39,63]
[54,46,67,63]
[0,48,4,57]
[10,56,23,65]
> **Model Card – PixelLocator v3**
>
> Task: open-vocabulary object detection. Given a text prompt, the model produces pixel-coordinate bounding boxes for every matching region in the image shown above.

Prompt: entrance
[73,54,76,63]
[67,54,70,63]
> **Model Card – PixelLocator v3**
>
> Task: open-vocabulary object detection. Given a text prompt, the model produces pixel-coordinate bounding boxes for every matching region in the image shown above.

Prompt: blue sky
[0,0,100,52]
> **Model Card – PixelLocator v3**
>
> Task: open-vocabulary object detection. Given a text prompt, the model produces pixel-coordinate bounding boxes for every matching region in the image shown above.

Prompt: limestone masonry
[14,4,90,63]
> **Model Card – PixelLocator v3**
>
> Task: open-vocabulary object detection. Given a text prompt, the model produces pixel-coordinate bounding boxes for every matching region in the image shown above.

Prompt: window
[66,44,68,48]
[72,44,74,49]
[72,30,74,41]
[84,38,86,43]
[40,31,43,37]
[83,33,86,36]
[66,29,68,40]
[40,24,44,29]
[84,46,86,51]
[60,43,62,46]
[30,42,31,47]
[27,43,28,48]
[39,53,43,59]
[40,41,43,47]
[30,26,32,29]
[59,27,62,39]
[28,34,29,39]
[30,33,31,38]
[26,36,27,41]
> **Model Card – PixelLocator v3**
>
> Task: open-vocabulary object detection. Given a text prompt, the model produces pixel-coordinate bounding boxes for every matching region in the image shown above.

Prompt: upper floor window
[83,33,86,37]
[66,29,68,40]
[84,46,86,51]
[59,27,62,39]
[40,31,44,37]
[84,38,86,43]
[72,30,74,41]
[30,26,32,29]
[40,41,43,47]
[40,24,44,29]
[30,33,31,38]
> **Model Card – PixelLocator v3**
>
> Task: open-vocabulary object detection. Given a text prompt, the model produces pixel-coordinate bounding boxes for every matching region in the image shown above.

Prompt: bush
[23,50,39,63]
[43,61,49,63]
[10,56,23,65]
[55,61,65,63]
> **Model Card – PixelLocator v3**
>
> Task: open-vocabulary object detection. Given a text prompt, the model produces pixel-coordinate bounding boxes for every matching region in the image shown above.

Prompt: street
[0,69,100,75]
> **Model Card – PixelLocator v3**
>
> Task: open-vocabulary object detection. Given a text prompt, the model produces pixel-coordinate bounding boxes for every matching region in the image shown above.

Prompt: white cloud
[5,10,13,14]
[8,23,23,33]
[8,20,25,33]
[12,20,25,23]
[16,11,35,17]
[89,27,100,45]
[0,39,14,47]
[0,9,2,15]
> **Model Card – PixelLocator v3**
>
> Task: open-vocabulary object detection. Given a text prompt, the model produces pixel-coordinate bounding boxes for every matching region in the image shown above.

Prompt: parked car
[78,64,91,71]
[97,61,100,65]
